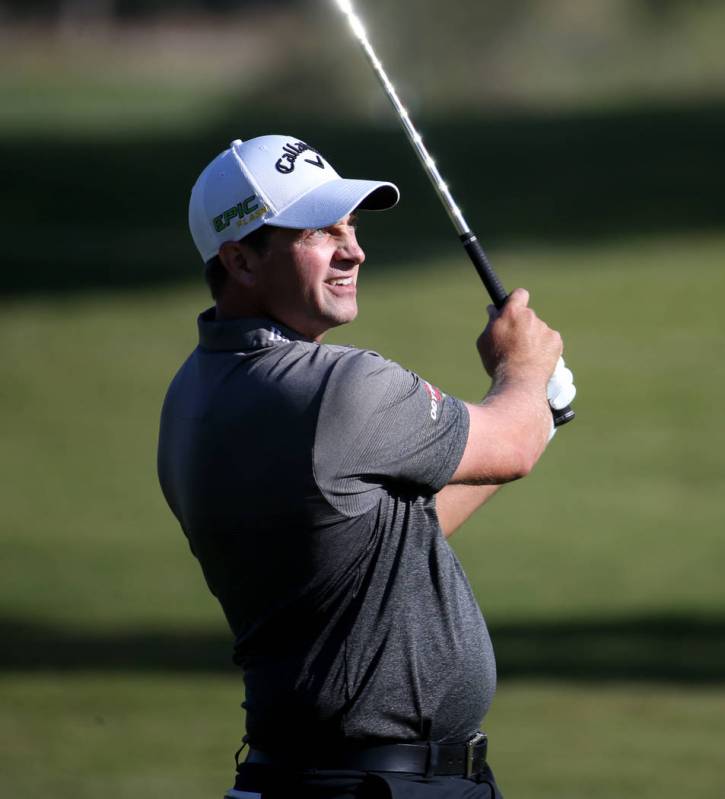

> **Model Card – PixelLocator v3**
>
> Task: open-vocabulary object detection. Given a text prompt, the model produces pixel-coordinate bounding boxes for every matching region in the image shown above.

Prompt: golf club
[333,0,575,427]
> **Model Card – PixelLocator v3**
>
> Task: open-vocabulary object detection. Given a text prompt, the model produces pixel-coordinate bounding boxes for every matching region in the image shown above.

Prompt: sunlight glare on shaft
[333,0,367,42]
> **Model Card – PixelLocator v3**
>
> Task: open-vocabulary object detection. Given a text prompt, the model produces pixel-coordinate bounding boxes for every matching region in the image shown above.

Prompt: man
[157,135,575,799]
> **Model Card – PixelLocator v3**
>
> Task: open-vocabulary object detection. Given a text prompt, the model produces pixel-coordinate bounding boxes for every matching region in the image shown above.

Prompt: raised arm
[436,288,563,537]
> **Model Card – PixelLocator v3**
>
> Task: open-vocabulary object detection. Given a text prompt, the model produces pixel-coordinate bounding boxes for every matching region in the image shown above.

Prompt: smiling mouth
[326,277,355,287]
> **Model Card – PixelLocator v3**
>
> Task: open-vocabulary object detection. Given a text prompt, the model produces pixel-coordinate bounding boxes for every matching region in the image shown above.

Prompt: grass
[487,681,725,798]
[3,10,725,796]
[0,673,243,799]
[2,674,725,799]
[5,232,722,629]
[2,214,724,798]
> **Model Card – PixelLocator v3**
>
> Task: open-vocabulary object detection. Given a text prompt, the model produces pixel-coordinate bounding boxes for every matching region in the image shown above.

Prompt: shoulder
[258,342,395,389]
[319,343,408,380]
[318,345,411,406]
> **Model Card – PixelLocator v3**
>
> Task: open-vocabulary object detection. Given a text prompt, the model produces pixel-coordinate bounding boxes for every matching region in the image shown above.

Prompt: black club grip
[460,232,508,309]
[459,232,575,428]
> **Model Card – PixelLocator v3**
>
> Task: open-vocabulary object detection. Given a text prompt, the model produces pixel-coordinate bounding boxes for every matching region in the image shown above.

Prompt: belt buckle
[465,732,487,778]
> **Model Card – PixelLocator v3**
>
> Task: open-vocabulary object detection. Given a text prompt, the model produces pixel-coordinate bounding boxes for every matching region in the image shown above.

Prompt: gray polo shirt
[158,310,496,748]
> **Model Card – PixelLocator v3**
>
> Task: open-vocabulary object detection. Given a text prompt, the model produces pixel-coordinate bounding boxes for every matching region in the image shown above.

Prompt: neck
[215,290,263,322]
[214,303,328,343]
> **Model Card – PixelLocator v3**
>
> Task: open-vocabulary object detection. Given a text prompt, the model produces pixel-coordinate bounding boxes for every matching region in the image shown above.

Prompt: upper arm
[313,350,470,514]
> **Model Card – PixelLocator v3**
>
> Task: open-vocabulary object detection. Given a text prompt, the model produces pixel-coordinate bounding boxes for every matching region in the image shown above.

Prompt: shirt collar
[197,308,313,352]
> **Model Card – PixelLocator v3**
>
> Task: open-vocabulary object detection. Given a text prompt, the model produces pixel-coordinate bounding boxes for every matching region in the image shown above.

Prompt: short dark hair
[204,256,228,301]
[204,224,277,301]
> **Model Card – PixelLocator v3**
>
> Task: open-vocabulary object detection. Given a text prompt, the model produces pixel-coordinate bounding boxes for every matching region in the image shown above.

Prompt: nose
[334,227,365,268]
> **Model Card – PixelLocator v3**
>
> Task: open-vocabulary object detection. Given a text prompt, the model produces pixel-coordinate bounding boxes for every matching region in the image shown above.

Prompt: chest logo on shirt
[422,380,444,421]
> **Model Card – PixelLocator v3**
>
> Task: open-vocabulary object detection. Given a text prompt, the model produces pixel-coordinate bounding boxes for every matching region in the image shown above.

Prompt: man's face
[253,214,365,341]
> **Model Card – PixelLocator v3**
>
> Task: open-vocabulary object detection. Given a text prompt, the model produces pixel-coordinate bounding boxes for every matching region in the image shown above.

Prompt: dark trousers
[230,762,504,799]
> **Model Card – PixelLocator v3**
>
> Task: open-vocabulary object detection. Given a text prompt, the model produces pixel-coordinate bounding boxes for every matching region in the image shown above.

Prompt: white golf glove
[547,357,576,440]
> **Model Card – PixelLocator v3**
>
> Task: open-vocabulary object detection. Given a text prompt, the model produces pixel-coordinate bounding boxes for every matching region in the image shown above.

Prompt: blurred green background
[2,0,724,797]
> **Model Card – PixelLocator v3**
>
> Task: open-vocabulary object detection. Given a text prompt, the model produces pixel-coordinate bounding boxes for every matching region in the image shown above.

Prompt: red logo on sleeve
[422,380,445,421]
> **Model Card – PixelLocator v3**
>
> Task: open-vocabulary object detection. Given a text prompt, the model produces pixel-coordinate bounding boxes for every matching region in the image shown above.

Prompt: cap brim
[269,178,399,230]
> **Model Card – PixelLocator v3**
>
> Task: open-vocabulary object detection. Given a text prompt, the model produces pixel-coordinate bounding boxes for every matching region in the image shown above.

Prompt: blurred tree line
[0,0,294,21]
[3,0,721,23]
[2,0,724,293]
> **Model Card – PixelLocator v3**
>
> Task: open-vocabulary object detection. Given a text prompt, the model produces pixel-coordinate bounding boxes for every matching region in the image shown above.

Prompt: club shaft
[351,28,469,236]
[335,0,574,427]
[336,3,507,302]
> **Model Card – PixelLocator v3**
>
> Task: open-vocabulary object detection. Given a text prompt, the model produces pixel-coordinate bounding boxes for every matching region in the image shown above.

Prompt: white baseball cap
[189,135,400,262]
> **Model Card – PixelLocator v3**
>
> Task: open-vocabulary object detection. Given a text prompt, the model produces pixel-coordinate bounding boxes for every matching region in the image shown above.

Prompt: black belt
[244,732,488,778]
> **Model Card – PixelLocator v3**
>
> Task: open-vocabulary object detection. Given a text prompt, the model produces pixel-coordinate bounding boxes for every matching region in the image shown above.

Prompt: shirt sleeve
[313,348,470,516]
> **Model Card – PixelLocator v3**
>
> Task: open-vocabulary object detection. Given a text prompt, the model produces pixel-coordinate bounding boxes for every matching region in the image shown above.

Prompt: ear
[218,240,259,289]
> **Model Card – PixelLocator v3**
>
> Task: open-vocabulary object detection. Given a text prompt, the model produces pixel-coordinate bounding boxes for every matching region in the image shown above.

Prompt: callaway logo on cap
[188,135,400,263]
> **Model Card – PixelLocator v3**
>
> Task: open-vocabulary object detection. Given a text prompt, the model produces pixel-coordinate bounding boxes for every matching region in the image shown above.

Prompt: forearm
[450,377,552,485]
[435,483,503,538]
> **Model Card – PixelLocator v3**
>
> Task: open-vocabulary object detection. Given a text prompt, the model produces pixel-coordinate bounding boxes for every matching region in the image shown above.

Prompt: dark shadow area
[2,615,724,682]
[3,99,725,294]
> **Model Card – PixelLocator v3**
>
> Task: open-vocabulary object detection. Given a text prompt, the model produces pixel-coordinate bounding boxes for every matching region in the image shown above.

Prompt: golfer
[157,135,575,799]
